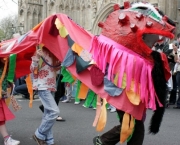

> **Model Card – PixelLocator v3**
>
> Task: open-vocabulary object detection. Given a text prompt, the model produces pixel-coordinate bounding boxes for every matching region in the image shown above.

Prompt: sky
[0,0,18,20]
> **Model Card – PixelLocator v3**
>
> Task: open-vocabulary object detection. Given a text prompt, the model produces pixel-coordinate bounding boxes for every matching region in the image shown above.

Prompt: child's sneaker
[93,136,103,145]
[74,101,80,105]
[4,136,20,145]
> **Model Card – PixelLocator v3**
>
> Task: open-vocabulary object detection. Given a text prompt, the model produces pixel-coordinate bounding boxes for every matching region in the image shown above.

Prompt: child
[0,58,20,145]
[31,47,60,145]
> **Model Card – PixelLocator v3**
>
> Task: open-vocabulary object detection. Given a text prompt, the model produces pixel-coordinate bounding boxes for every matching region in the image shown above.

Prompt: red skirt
[0,99,15,121]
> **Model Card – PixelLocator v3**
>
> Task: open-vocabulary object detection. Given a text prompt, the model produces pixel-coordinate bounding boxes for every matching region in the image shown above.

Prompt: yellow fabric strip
[0,58,8,99]
[77,83,89,99]
[38,45,44,69]
[96,98,107,132]
[25,74,33,108]
[55,18,63,29]
[126,91,140,105]
[121,73,127,89]
[34,44,44,74]
[120,113,135,144]
[59,26,69,38]
[114,73,119,86]
[119,73,140,105]
[93,95,101,127]
[126,81,140,105]
[5,97,11,106]
[55,18,69,38]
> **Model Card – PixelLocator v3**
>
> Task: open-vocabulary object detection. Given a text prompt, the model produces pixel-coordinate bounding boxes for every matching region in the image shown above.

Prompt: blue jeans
[35,90,60,145]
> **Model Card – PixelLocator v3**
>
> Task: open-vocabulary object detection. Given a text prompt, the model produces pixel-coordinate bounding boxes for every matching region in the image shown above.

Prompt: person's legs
[14,84,29,98]
[170,75,177,104]
[62,84,72,103]
[0,122,20,145]
[35,90,59,145]
[100,125,121,145]
[176,91,180,107]
[74,80,81,104]
[91,95,97,109]
[0,123,8,137]
[83,90,95,108]
[54,75,65,105]
[45,129,53,145]
[170,90,176,104]
[39,89,65,121]
[127,120,144,145]
[174,72,180,108]
[94,110,144,145]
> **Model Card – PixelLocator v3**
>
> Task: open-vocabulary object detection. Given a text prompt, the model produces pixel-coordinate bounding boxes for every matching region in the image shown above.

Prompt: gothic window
[19,9,24,15]
[33,9,38,27]
[85,4,92,30]
[27,11,32,31]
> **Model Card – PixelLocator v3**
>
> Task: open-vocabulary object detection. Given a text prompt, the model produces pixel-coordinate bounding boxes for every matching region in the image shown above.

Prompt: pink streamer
[112,51,122,79]
[90,35,157,110]
[125,54,135,90]
[108,48,119,80]
[140,62,148,104]
[147,65,156,110]
[134,58,143,93]
[118,52,128,87]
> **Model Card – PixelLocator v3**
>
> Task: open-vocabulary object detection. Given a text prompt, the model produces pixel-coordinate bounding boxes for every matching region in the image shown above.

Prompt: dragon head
[99,1,175,61]
[96,1,176,134]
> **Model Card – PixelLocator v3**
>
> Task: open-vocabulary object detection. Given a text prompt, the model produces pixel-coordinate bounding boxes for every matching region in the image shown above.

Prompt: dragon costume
[0,1,175,144]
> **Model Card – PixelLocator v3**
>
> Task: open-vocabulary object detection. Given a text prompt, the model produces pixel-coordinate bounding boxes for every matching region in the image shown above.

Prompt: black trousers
[169,74,176,104]
[54,75,65,105]
[100,110,144,145]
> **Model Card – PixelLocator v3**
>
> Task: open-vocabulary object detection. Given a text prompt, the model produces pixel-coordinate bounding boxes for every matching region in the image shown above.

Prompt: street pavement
[1,96,180,145]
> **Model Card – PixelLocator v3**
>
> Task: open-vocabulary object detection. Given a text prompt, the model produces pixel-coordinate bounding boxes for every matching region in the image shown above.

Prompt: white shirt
[30,52,56,91]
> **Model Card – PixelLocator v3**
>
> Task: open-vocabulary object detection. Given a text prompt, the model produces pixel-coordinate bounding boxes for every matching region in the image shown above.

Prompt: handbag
[10,95,22,111]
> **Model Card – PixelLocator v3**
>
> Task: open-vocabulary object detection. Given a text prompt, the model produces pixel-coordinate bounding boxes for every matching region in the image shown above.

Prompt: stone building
[18,0,180,35]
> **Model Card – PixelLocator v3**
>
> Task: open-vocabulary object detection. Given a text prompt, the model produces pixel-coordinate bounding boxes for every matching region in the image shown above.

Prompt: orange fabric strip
[77,83,89,99]
[25,74,33,108]
[0,58,8,99]
[72,43,83,56]
[32,21,44,32]
[96,98,107,132]
[120,113,135,144]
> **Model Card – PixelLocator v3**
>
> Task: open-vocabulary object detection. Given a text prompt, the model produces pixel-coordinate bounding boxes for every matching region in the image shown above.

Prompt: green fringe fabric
[75,80,81,102]
[7,54,16,83]
[61,66,74,83]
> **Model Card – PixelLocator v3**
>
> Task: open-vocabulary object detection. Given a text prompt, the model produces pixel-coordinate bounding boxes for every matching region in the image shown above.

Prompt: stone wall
[18,0,179,35]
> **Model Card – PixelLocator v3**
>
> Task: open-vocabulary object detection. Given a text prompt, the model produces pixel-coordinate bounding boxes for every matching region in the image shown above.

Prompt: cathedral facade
[18,0,180,35]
